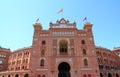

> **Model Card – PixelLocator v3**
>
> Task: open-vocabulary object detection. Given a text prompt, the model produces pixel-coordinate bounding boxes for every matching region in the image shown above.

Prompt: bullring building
[0,18,120,77]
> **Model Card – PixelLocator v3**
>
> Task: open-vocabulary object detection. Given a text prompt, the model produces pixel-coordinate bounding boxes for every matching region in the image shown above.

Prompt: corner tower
[32,23,42,46]
[84,22,94,44]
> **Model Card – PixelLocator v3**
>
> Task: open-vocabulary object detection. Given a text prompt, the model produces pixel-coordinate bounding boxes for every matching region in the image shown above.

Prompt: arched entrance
[108,73,112,77]
[100,73,103,77]
[58,62,71,77]
[116,73,119,77]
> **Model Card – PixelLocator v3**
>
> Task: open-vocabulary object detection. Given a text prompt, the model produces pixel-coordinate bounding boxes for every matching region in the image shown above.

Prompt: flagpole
[83,17,87,23]
[36,18,39,23]
[57,8,63,14]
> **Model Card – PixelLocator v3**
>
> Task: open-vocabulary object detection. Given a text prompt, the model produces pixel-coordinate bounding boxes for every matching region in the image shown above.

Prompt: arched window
[41,50,45,56]
[40,59,44,66]
[24,74,29,77]
[26,59,28,63]
[42,75,46,77]
[37,75,41,77]
[71,48,75,56]
[22,66,24,69]
[15,74,19,77]
[42,40,46,45]
[84,59,88,66]
[83,49,87,55]
[116,73,119,77]
[101,65,104,69]
[99,65,101,69]
[8,75,10,77]
[105,66,107,70]
[83,74,87,77]
[88,74,91,77]
[81,40,85,44]
[59,40,68,55]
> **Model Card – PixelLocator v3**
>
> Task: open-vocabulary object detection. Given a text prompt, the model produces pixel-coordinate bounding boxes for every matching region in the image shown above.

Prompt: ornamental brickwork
[0,18,119,77]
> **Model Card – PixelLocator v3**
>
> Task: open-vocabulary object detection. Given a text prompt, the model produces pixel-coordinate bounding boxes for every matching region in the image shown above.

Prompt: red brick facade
[96,47,120,77]
[0,47,10,71]
[0,18,119,77]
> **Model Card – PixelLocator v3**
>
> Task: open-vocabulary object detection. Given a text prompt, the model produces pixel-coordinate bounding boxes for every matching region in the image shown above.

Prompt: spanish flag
[36,18,39,23]
[83,17,87,21]
[57,8,63,14]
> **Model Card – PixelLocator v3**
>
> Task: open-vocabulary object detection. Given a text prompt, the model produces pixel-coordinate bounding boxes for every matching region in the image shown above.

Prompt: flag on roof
[36,18,39,23]
[57,8,63,14]
[83,17,87,21]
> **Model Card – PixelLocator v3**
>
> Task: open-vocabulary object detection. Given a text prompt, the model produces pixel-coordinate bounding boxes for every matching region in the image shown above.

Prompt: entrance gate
[58,62,71,77]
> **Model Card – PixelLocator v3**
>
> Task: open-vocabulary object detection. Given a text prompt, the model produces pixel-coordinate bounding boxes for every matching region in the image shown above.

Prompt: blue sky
[0,0,120,51]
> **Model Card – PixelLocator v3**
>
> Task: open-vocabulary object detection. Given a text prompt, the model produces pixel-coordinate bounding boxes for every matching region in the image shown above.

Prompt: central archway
[108,73,112,77]
[58,62,71,77]
[100,73,103,77]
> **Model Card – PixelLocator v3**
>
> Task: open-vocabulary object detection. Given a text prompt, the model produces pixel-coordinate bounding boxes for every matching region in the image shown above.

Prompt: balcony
[60,52,68,55]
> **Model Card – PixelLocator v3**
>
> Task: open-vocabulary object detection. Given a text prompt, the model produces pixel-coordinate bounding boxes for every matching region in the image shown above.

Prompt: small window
[84,59,88,66]
[22,66,24,69]
[42,40,46,45]
[40,59,44,66]
[81,40,85,44]
[26,59,28,63]
[83,49,87,55]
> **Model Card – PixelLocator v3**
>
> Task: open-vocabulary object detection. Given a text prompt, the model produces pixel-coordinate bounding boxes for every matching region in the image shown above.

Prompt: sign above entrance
[52,25,74,28]
[56,58,73,64]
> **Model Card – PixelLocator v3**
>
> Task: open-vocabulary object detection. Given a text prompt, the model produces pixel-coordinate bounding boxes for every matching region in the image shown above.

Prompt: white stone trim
[36,68,48,70]
[80,68,92,70]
